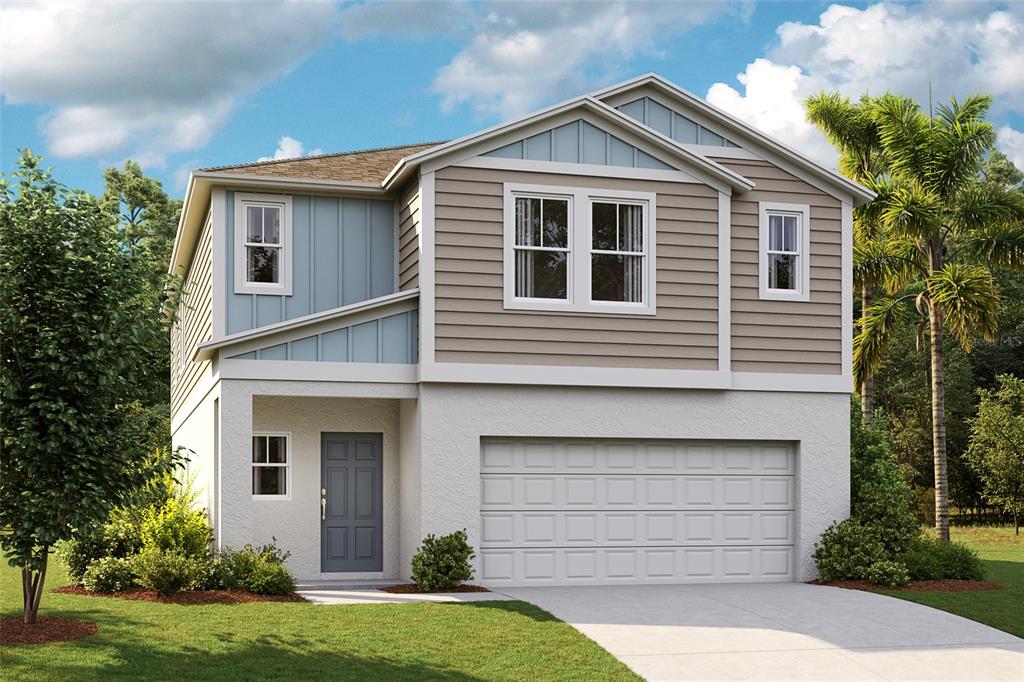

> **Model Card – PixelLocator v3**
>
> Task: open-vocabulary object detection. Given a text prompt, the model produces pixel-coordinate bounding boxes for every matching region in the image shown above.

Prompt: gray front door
[320,432,383,572]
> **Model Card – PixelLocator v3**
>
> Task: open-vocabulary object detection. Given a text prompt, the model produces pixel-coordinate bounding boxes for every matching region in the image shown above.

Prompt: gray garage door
[479,439,796,586]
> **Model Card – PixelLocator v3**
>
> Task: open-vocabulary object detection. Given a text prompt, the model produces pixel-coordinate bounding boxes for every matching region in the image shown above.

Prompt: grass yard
[880,526,1024,638]
[0,561,638,681]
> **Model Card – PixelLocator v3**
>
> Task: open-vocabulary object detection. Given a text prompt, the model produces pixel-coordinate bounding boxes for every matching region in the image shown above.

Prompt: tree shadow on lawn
[8,630,487,681]
[446,599,560,623]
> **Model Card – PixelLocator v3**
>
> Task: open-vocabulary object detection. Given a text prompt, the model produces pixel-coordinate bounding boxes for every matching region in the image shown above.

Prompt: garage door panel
[479,546,795,585]
[480,474,795,509]
[481,441,794,475]
[480,510,795,547]
[480,439,796,586]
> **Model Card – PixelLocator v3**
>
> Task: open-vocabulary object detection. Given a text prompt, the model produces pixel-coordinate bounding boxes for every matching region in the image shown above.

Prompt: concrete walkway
[502,583,1024,682]
[297,585,515,605]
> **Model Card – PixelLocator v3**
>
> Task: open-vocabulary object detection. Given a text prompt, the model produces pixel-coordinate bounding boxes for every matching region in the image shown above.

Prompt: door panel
[321,433,383,572]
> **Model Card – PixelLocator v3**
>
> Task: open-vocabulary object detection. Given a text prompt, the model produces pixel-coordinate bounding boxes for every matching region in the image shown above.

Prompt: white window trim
[758,201,811,302]
[251,431,291,500]
[502,182,657,315]
[234,192,293,296]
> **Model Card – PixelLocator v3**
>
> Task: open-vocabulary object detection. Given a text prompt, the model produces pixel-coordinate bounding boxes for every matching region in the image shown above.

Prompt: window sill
[252,495,291,501]
[235,284,292,296]
[758,288,810,303]
[503,298,657,316]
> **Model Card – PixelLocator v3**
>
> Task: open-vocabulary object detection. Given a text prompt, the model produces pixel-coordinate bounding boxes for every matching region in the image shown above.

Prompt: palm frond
[931,95,996,200]
[951,183,1024,267]
[871,94,932,186]
[854,295,914,391]
[927,263,1001,351]
[882,182,942,241]
[805,91,881,183]
[853,237,925,291]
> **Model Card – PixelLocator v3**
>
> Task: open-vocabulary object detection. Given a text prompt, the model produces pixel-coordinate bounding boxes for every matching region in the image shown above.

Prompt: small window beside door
[252,433,289,498]
[758,202,810,302]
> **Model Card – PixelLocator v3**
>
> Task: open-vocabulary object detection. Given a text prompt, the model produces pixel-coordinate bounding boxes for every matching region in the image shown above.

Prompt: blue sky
[2,1,1022,198]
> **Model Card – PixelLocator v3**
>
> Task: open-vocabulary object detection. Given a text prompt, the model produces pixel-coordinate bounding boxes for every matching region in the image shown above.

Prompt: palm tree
[853,94,1024,540]
[805,94,887,423]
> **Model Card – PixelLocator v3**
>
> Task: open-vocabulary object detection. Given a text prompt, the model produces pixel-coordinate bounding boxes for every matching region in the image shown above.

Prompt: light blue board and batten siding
[617,97,740,148]
[482,119,673,169]
[230,310,418,364]
[225,191,397,335]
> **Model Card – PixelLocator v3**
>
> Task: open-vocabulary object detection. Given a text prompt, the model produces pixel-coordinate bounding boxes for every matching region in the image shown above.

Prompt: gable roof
[591,73,875,205]
[385,95,756,194]
[201,141,443,184]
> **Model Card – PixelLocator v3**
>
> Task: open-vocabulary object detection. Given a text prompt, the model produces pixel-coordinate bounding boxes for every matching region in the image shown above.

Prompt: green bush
[139,497,212,558]
[864,560,910,587]
[217,540,293,592]
[813,518,888,582]
[62,508,144,583]
[902,538,985,581]
[132,548,197,595]
[245,560,296,595]
[190,555,227,591]
[855,458,920,555]
[411,529,475,591]
[82,557,136,592]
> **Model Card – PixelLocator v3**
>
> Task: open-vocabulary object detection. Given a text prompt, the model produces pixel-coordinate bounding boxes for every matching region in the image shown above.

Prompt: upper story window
[234,193,293,295]
[503,183,655,315]
[758,202,810,302]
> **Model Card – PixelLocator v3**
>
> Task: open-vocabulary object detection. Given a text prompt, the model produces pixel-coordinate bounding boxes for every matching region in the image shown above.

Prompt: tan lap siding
[170,214,213,417]
[398,178,421,290]
[433,166,719,369]
[711,158,843,375]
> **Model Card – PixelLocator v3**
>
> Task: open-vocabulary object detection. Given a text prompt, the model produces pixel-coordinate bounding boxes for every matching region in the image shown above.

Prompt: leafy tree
[814,93,1024,540]
[0,151,180,623]
[101,162,182,408]
[966,375,1024,533]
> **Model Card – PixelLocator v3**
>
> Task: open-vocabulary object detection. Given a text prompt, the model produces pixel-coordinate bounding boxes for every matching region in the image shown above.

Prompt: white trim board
[457,156,702,184]
[220,359,419,385]
[717,191,731,373]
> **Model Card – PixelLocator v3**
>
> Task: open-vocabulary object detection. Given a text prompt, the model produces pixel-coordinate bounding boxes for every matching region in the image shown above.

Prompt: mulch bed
[52,585,305,604]
[379,584,490,594]
[813,579,1003,593]
[1,615,97,645]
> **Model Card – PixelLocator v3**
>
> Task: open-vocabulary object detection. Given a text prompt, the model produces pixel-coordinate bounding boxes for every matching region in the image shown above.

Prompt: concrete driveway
[501,583,1023,682]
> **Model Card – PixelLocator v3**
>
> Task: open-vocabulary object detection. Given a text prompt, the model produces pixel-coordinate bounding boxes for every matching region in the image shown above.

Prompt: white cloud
[997,126,1024,171]
[705,3,1024,168]
[425,1,730,120]
[1,1,338,166]
[257,136,324,162]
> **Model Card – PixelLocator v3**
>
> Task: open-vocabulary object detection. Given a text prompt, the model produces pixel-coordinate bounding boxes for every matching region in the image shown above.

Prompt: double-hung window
[252,433,289,498]
[503,184,655,314]
[758,202,810,301]
[234,193,293,295]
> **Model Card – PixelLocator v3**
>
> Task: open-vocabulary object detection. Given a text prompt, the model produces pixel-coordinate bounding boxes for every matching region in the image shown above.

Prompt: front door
[320,432,383,572]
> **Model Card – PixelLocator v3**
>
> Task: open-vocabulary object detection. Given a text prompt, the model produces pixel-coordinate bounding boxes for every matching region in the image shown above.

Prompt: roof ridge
[200,140,448,173]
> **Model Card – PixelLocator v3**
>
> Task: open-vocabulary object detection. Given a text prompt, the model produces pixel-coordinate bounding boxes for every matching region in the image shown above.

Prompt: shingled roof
[200,141,445,184]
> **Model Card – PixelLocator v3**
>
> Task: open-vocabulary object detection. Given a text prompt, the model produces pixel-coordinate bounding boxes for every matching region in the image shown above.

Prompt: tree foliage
[0,151,180,622]
[966,375,1024,533]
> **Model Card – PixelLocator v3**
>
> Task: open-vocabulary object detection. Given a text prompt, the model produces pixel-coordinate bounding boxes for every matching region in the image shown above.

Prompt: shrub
[190,555,227,591]
[411,529,475,591]
[813,518,888,582]
[245,561,296,595]
[864,560,910,587]
[217,540,292,592]
[140,497,212,558]
[132,548,197,595]
[855,458,920,555]
[82,557,136,592]
[62,509,144,583]
[902,538,985,581]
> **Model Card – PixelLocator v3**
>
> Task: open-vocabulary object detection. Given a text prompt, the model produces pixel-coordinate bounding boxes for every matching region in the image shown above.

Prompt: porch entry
[320,432,383,572]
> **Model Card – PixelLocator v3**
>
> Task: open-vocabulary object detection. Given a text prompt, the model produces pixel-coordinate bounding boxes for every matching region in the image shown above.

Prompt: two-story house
[170,74,872,586]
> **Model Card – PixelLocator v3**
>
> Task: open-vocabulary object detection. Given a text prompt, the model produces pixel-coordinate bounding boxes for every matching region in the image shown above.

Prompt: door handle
[321,496,327,521]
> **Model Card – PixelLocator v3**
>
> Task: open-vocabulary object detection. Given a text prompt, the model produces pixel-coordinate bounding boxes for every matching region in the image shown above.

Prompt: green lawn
[0,561,638,681]
[880,526,1024,638]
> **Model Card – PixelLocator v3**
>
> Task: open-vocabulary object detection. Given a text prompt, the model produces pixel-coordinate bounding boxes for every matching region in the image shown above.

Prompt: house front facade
[170,74,872,586]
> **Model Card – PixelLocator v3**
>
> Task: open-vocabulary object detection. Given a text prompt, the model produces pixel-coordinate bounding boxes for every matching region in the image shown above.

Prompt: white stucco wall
[170,383,220,530]
[416,384,850,581]
[398,399,422,576]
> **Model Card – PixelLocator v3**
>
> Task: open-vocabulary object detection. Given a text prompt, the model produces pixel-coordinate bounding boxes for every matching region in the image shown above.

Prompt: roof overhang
[591,73,876,206]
